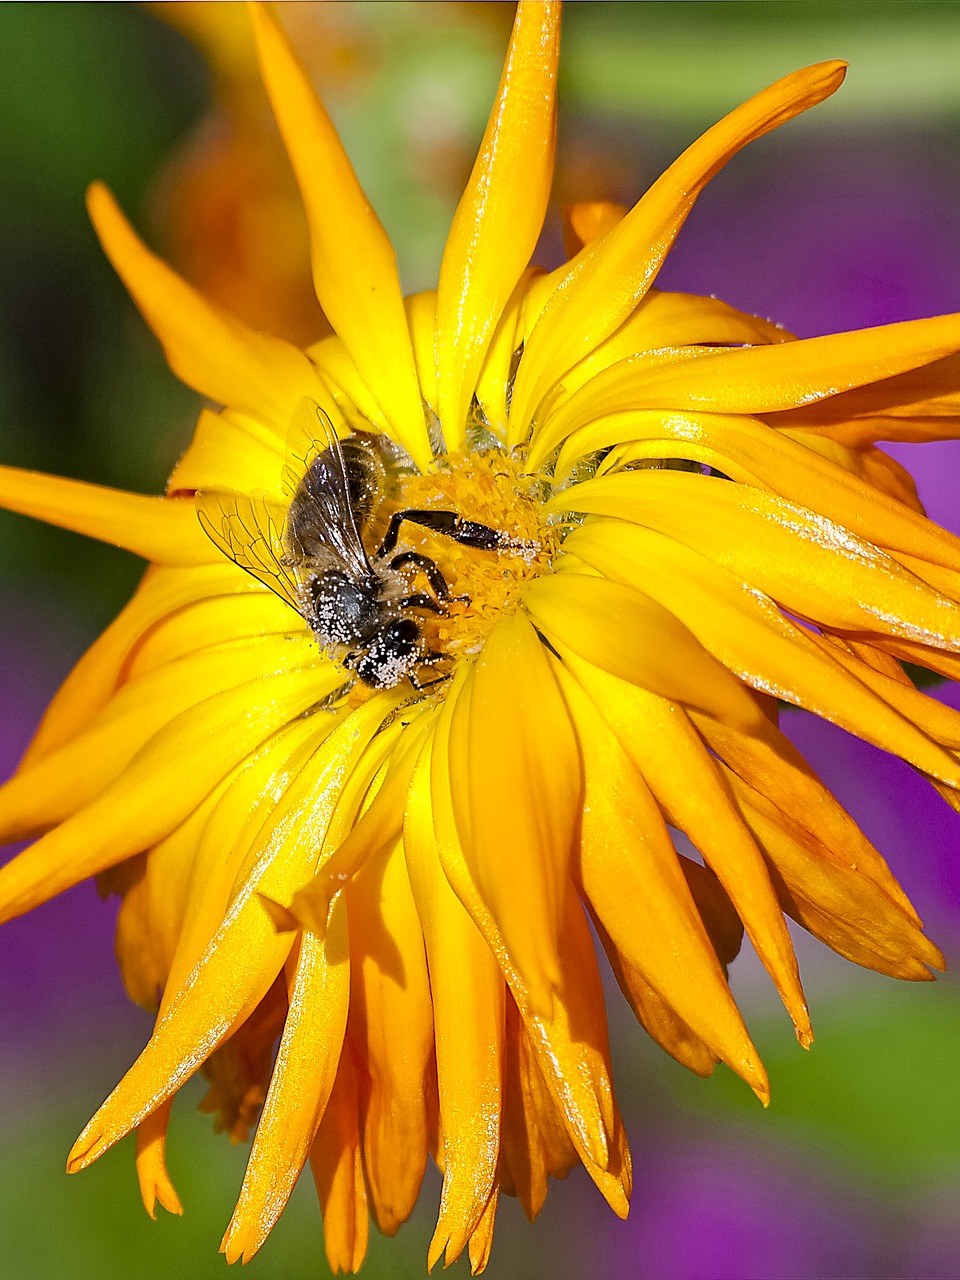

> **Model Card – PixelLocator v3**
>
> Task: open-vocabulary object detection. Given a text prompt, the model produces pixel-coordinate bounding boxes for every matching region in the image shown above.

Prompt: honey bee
[196,400,510,689]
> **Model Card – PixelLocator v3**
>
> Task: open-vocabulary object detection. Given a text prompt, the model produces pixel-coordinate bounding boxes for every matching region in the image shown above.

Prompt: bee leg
[388,550,451,601]
[400,592,444,615]
[409,653,450,692]
[377,509,507,557]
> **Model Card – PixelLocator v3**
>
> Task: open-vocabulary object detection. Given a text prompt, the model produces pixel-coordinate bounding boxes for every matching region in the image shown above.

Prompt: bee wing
[282,397,372,578]
[195,487,304,615]
[283,396,345,499]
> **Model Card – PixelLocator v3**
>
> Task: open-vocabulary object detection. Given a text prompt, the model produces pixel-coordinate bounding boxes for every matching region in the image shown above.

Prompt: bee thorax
[309,570,384,646]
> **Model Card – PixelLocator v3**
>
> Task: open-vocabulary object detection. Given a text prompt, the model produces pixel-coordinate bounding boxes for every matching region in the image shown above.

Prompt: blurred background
[1,3,960,1277]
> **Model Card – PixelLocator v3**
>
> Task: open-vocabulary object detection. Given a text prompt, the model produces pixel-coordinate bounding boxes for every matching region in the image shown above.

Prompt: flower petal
[553,661,769,1101]
[690,709,927,925]
[446,609,580,1013]
[248,2,430,468]
[0,665,338,926]
[19,564,267,768]
[403,736,504,1271]
[558,312,960,426]
[0,635,312,841]
[222,909,350,1264]
[346,838,433,1235]
[0,466,213,565]
[434,0,560,451]
[522,570,765,731]
[552,410,960,578]
[66,696,396,1173]
[510,60,846,435]
[501,999,578,1221]
[552,472,960,652]
[87,182,326,434]
[309,1045,369,1276]
[134,1100,182,1219]
[567,654,811,1045]
[564,518,960,790]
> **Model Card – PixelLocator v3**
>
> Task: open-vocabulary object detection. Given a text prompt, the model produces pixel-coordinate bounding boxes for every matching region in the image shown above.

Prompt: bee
[196,400,510,690]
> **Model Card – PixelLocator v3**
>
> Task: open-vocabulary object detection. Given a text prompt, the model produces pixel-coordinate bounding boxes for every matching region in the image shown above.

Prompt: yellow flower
[2,1,960,1273]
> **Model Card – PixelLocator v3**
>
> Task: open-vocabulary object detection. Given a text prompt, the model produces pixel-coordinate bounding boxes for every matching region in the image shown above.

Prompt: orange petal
[346,839,433,1236]
[501,998,578,1221]
[522,570,765,732]
[567,654,810,1045]
[87,182,326,433]
[64,697,392,1175]
[510,60,846,435]
[434,0,560,451]
[222,909,350,1264]
[554,661,769,1102]
[403,737,505,1271]
[309,1046,370,1276]
[248,2,429,468]
[134,1100,182,1219]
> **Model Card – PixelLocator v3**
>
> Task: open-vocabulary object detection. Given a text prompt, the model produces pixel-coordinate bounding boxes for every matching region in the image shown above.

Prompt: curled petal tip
[257,892,299,934]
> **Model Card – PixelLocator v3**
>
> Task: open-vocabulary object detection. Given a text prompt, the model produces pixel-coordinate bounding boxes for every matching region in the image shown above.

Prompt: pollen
[394,447,557,666]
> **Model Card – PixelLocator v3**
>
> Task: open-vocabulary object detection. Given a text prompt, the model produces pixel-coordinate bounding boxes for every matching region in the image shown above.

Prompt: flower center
[360,447,556,688]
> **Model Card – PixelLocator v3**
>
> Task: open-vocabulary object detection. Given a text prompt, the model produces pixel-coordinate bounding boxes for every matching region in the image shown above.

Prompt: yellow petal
[404,290,439,418]
[446,610,579,1012]
[113,795,222,1012]
[560,312,960,428]
[552,410,960,578]
[510,60,846,435]
[66,696,393,1173]
[564,518,960,790]
[554,660,768,1101]
[126,593,302,680]
[403,736,504,1271]
[0,466,213,565]
[522,570,764,731]
[167,408,285,496]
[768,352,960,447]
[529,309,793,468]
[222,907,350,1264]
[0,663,337,923]
[568,654,810,1045]
[160,716,335,1016]
[87,182,325,433]
[551,472,960,653]
[812,632,960,753]
[431,684,629,1182]
[467,1190,499,1275]
[248,2,429,468]
[0,635,312,841]
[288,710,436,935]
[434,0,560,451]
[20,563,280,768]
[519,881,631,1212]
